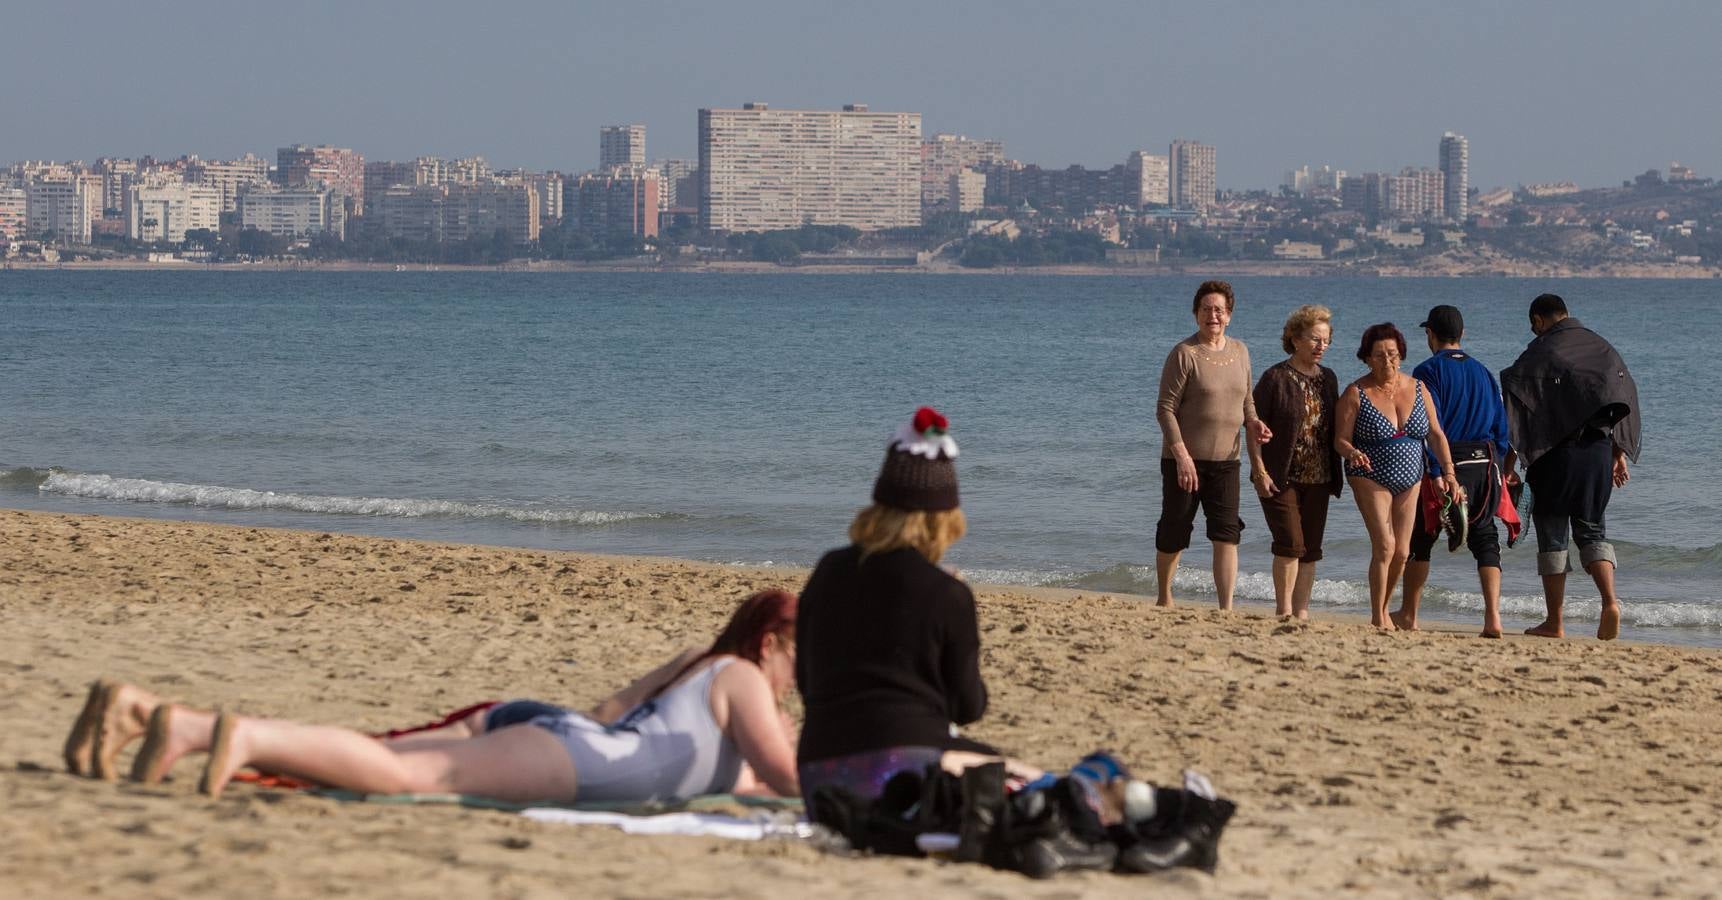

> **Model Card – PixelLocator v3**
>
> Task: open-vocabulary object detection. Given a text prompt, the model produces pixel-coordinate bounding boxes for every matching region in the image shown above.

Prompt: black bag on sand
[1111,780,1239,874]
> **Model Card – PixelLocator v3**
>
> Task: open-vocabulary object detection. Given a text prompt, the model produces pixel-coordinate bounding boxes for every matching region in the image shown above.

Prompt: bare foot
[64,680,114,776]
[1156,598,1176,608]
[131,703,218,784]
[198,713,242,799]
[1525,619,1564,638]
[94,683,161,781]
[1597,604,1621,641]
[1389,610,1419,632]
[1479,629,1503,639]
[1294,610,1310,621]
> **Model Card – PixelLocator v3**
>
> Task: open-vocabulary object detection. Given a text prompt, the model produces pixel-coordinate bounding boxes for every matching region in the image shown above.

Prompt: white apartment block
[187,155,270,213]
[128,183,222,243]
[238,187,344,239]
[600,125,647,170]
[1126,151,1170,207]
[700,103,922,232]
[950,168,986,213]
[521,172,563,226]
[922,133,1005,210]
[25,176,96,243]
[1169,140,1216,212]
[0,187,25,239]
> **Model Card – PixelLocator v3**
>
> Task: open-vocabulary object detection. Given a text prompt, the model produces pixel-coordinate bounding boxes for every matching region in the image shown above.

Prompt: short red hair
[1355,322,1407,362]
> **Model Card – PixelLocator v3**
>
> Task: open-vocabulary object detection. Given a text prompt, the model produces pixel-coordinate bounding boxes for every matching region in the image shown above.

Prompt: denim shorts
[1532,511,1615,576]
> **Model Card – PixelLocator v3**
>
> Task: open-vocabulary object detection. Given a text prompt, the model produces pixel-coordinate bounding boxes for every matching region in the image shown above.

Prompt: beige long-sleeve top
[1157,335,1259,461]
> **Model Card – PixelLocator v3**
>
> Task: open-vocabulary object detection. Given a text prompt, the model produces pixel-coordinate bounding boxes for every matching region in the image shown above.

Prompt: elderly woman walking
[1154,281,1272,609]
[1244,305,1341,619]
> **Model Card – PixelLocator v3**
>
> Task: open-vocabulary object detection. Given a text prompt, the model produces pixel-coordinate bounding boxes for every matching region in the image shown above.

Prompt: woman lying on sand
[64,589,801,803]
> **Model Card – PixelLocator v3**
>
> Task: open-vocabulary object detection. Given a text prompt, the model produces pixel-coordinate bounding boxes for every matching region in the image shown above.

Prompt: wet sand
[2,508,1719,897]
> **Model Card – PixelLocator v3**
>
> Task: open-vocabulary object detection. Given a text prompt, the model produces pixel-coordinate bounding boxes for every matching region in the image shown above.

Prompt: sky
[4,0,1718,191]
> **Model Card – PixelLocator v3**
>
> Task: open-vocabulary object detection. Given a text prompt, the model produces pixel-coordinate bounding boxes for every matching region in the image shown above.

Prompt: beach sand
[3,508,1719,898]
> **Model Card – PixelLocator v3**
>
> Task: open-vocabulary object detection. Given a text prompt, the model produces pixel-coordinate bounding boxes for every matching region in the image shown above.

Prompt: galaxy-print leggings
[797,746,947,806]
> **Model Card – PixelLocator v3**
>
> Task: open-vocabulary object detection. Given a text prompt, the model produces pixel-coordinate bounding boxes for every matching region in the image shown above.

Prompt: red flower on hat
[913,406,949,435]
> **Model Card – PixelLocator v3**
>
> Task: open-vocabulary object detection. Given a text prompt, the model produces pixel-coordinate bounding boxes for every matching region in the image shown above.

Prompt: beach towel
[302,788,808,841]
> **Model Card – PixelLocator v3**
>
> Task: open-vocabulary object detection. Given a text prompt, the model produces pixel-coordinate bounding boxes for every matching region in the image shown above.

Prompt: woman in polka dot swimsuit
[1334,323,1465,630]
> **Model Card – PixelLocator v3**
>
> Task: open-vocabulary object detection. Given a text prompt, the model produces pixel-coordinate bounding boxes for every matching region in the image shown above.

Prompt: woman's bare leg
[1292,561,1318,619]
[1271,556,1298,616]
[1211,541,1238,610]
[1155,550,1182,607]
[1383,487,1419,627]
[141,705,578,801]
[1350,477,1397,628]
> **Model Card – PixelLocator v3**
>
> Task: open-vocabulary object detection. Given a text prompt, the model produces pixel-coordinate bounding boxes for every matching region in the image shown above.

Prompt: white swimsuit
[526,658,744,803]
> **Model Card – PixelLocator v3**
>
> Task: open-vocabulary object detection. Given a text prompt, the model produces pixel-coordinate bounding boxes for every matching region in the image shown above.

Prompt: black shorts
[1156,459,1243,553]
[1408,440,1501,568]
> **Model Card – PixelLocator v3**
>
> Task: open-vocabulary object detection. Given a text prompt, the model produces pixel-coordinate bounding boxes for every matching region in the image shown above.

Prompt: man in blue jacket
[1392,305,1515,638]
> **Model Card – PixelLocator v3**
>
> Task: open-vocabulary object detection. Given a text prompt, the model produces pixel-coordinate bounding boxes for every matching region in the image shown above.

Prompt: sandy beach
[3,508,1719,898]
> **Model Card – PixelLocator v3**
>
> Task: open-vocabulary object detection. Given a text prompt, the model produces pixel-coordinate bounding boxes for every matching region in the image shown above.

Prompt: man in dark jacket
[1500,294,1641,640]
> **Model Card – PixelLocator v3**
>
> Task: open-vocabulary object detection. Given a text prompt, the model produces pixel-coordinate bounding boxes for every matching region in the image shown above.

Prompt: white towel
[521,808,812,841]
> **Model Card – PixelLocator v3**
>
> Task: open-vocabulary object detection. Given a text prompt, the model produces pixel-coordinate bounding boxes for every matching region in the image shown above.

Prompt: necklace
[1193,339,1235,367]
[1366,376,1400,403]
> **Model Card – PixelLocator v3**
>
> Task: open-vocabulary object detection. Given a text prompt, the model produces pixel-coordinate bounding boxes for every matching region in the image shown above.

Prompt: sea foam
[38,472,659,526]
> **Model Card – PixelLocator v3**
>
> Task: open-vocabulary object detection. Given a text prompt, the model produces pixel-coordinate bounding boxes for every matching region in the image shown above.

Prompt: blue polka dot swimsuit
[1345,383,1429,495]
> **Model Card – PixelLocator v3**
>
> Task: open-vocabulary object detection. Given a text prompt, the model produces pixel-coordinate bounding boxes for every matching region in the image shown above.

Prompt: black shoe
[1443,495,1469,552]
[1007,830,1119,879]
[955,762,1006,863]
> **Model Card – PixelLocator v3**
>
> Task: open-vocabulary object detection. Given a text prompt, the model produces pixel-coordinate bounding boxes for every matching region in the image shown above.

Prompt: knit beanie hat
[872,406,960,511]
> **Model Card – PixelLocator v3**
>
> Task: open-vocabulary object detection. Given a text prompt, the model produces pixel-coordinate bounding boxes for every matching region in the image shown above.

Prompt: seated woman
[63,589,801,803]
[796,407,1036,805]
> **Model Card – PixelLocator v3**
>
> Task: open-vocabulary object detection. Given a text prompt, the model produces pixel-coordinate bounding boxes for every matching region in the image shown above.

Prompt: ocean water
[3,270,1717,646]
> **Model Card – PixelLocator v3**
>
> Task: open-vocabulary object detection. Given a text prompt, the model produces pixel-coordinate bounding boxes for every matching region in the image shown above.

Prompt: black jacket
[796,545,989,763]
[1251,360,1342,496]
[1501,317,1641,468]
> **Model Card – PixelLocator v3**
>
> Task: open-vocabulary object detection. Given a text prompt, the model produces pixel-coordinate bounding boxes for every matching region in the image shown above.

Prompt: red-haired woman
[1334,324,1464,629]
[67,590,801,803]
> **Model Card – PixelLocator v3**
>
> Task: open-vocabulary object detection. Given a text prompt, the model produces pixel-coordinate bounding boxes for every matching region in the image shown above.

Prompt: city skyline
[3,1,1717,191]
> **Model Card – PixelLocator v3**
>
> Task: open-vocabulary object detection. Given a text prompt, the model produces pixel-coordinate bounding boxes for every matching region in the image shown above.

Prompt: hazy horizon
[4,0,1717,191]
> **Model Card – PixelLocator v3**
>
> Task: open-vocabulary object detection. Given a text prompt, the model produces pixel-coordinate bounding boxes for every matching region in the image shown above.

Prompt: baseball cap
[1419,305,1463,342]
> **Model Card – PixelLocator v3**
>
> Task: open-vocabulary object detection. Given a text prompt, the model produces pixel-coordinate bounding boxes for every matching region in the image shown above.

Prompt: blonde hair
[848,504,968,563]
[1281,304,1334,354]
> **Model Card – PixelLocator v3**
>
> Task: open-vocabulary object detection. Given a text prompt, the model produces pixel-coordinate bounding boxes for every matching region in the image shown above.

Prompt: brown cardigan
[1251,360,1342,497]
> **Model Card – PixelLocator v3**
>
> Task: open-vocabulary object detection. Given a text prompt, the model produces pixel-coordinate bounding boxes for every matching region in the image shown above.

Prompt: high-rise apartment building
[443,181,539,245]
[921,133,1005,211]
[128,182,222,242]
[1384,168,1444,222]
[93,158,138,214]
[950,169,986,213]
[1169,140,1217,212]
[186,155,270,213]
[25,175,97,243]
[239,186,345,239]
[1126,151,1170,207]
[600,125,647,170]
[1439,132,1468,223]
[699,102,921,232]
[654,159,697,210]
[567,170,660,239]
[0,187,26,239]
[276,144,365,215]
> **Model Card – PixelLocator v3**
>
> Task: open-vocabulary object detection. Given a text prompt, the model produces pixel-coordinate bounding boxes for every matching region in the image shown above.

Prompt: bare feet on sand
[1598,604,1621,641]
[64,681,161,780]
[198,713,241,799]
[1389,610,1419,632]
[1525,620,1564,638]
[130,702,218,785]
[1156,598,1176,608]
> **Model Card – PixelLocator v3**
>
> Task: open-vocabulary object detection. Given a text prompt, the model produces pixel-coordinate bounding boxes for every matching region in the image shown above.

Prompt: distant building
[1384,167,1444,222]
[1272,240,1324,260]
[922,133,1005,212]
[0,186,25,239]
[653,159,697,210]
[699,102,921,232]
[1282,164,1345,197]
[1341,173,1387,222]
[600,125,647,170]
[128,182,221,242]
[1126,151,1170,207]
[93,158,138,214]
[444,181,539,245]
[239,186,345,239]
[521,172,563,227]
[26,176,97,242]
[1169,140,1216,212]
[567,169,660,239]
[372,184,446,243]
[1668,161,1698,182]
[1438,132,1468,222]
[185,155,270,214]
[950,168,986,213]
[276,144,365,215]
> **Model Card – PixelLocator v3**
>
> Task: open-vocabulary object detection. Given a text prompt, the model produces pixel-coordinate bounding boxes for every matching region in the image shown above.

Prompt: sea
[3,270,1717,647]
